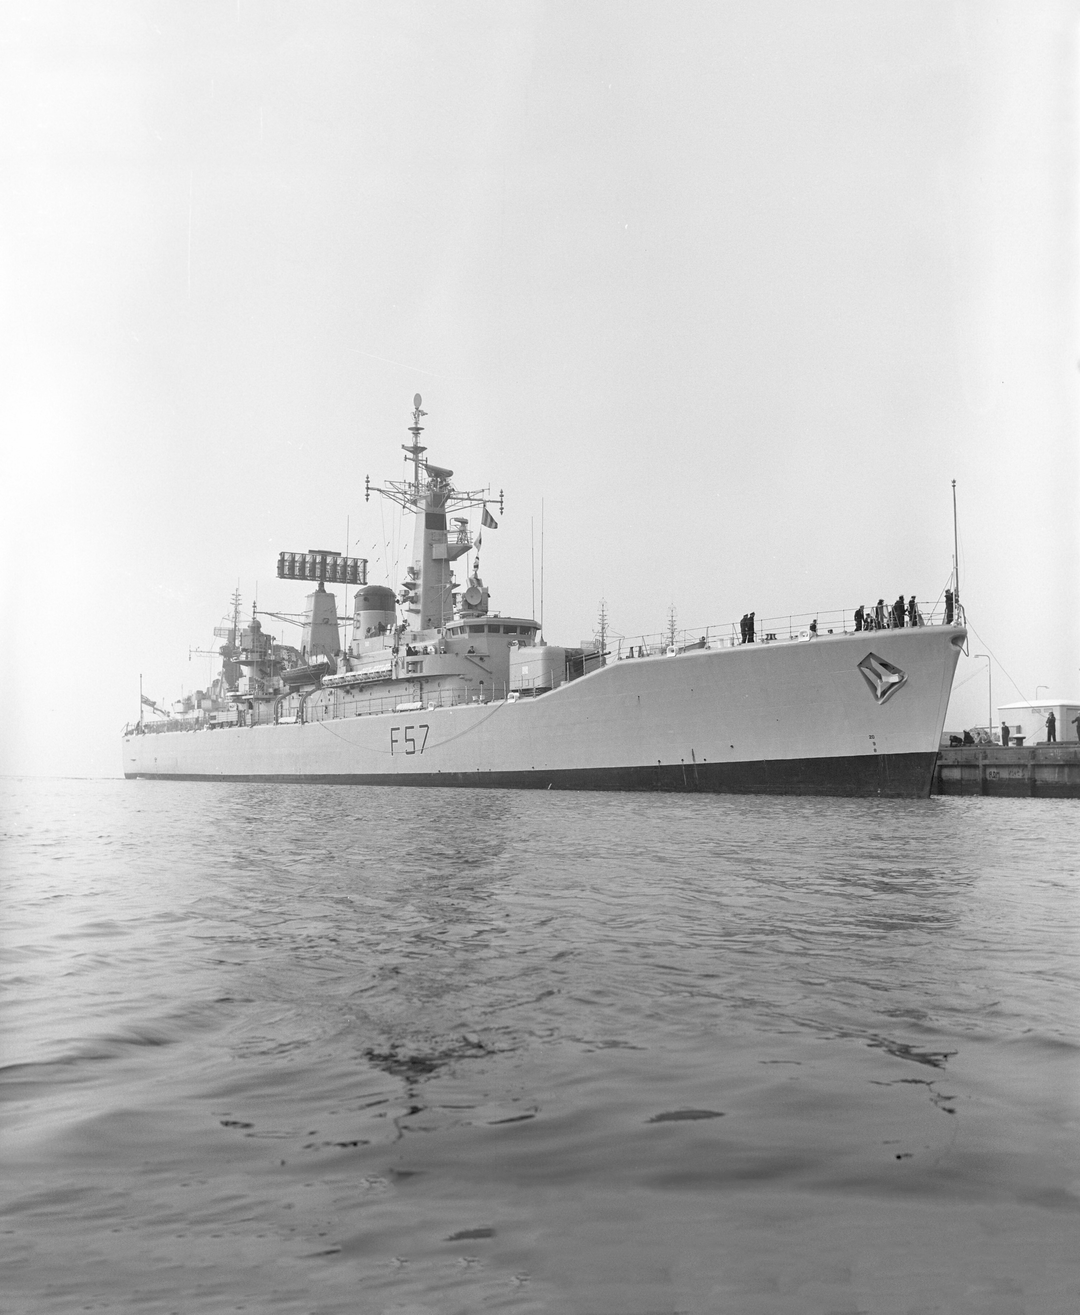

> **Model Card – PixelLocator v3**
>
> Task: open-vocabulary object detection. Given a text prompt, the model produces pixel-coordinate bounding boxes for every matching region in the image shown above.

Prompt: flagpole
[951,479,960,615]
[540,499,545,637]
[139,673,143,731]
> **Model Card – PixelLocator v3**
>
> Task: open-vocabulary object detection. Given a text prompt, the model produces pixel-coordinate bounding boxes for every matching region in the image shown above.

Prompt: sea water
[2,778,1078,1314]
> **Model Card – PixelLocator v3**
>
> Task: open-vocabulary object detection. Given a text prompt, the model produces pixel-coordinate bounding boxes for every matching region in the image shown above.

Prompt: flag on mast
[481,506,498,529]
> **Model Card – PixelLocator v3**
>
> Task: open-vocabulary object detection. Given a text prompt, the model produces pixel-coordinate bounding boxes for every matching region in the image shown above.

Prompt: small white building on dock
[998,700,1080,746]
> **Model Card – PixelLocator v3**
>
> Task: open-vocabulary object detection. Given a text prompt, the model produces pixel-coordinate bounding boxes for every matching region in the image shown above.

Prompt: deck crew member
[854,605,864,632]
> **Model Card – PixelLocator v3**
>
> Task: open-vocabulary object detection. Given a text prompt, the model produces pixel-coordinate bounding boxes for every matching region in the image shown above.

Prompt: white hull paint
[124,626,965,797]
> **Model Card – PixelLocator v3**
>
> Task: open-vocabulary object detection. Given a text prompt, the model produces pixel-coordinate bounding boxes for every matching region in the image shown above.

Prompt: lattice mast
[666,605,678,652]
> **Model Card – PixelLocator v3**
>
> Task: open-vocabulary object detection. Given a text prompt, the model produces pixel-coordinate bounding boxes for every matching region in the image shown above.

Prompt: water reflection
[3,779,1078,1314]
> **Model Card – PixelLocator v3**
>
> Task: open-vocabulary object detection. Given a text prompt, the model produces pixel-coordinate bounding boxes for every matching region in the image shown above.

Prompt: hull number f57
[391,724,429,755]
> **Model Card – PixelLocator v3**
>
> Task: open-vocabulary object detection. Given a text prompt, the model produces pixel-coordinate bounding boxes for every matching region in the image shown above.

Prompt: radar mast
[365,397,502,632]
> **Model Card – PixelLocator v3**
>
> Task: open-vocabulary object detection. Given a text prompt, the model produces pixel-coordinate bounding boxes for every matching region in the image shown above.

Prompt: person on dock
[854,604,864,632]
[1045,710,1056,743]
[1001,721,1011,747]
[1073,712,1080,741]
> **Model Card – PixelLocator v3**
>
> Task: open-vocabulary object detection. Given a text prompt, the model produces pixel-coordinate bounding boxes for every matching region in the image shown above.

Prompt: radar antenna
[368,397,492,516]
[403,393,428,492]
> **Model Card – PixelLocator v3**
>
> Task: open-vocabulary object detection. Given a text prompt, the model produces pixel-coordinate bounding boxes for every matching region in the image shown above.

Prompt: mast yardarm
[365,396,492,516]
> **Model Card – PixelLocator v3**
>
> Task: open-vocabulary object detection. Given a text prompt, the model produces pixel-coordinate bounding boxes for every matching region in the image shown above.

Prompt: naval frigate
[123,397,966,796]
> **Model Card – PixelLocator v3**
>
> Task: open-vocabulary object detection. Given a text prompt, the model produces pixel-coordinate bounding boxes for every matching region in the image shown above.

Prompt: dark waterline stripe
[125,751,937,798]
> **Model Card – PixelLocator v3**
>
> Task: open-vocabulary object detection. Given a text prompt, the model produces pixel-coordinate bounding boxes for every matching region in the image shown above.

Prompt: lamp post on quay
[975,654,992,741]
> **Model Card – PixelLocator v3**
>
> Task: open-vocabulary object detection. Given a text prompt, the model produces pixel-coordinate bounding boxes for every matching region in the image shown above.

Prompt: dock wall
[934,745,1080,798]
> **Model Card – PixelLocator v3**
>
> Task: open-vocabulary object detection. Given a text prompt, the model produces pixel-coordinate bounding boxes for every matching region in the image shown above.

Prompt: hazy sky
[3,1,1077,776]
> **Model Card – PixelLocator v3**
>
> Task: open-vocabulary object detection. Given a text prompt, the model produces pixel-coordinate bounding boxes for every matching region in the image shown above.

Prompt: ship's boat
[123,397,966,797]
[281,661,334,690]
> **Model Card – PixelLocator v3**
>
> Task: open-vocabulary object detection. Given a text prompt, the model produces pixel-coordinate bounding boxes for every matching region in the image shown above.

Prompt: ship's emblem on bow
[858,652,907,704]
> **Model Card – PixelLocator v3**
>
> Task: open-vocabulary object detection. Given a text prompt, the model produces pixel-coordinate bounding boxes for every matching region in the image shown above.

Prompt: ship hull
[124,626,965,799]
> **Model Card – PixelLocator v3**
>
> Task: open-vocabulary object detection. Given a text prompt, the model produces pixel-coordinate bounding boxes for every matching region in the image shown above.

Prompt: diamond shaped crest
[858,652,907,704]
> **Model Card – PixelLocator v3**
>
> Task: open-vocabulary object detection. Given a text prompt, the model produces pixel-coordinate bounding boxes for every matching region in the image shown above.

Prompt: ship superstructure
[124,397,966,796]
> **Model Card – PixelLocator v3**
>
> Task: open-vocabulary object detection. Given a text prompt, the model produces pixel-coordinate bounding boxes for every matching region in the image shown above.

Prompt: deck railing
[129,682,517,734]
[612,599,953,658]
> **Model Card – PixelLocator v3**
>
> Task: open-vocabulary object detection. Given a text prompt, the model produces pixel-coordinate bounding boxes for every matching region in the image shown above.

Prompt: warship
[123,397,966,796]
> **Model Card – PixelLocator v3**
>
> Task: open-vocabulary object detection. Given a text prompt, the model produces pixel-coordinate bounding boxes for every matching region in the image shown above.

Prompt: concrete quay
[934,744,1080,798]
